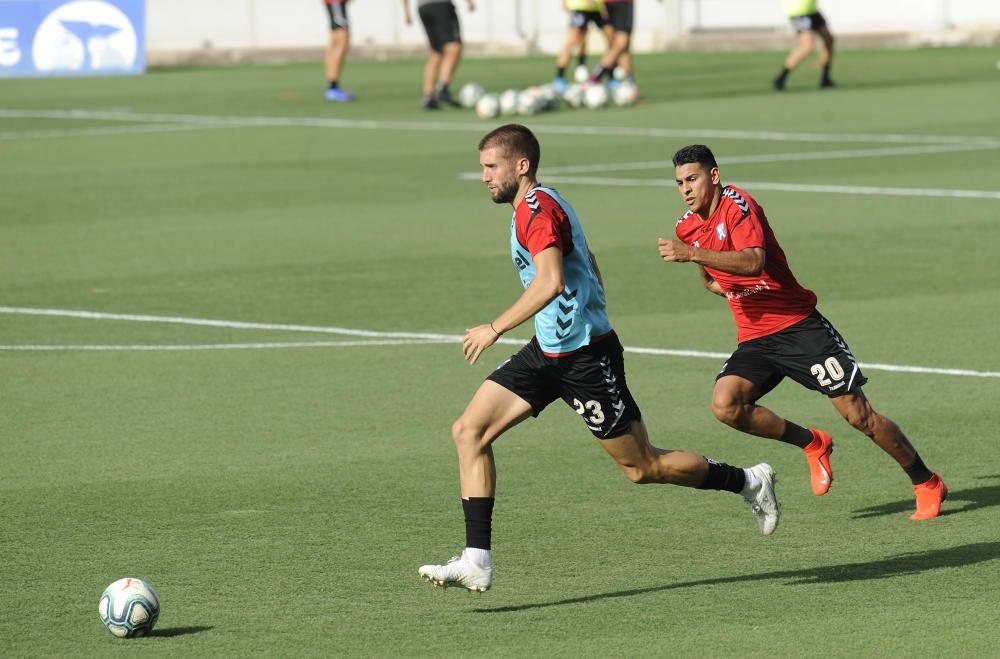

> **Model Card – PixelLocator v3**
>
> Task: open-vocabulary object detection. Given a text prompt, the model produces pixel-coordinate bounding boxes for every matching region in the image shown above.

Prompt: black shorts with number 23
[717,311,868,399]
[487,333,641,439]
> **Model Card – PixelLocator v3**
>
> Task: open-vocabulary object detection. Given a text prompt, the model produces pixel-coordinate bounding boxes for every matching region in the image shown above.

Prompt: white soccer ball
[612,66,627,81]
[613,79,639,106]
[458,82,485,108]
[475,93,500,119]
[517,89,541,115]
[98,578,160,638]
[573,64,590,83]
[583,83,609,109]
[536,84,559,110]
[562,83,585,108]
[498,89,519,115]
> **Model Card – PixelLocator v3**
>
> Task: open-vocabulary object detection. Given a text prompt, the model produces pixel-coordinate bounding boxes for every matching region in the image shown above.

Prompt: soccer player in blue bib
[418,125,780,592]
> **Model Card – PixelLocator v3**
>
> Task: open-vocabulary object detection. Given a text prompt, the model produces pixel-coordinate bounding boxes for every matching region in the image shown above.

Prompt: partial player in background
[553,0,612,93]
[773,0,836,90]
[658,144,946,520]
[418,125,780,594]
[588,0,634,86]
[322,0,355,101]
[404,0,475,109]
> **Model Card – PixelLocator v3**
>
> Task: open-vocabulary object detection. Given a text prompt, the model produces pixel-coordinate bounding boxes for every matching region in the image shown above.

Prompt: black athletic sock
[462,497,495,550]
[775,67,790,84]
[592,65,610,81]
[904,454,933,486]
[698,459,747,494]
[557,66,566,78]
[778,421,814,449]
[821,64,832,83]
[328,80,339,90]
[577,53,586,67]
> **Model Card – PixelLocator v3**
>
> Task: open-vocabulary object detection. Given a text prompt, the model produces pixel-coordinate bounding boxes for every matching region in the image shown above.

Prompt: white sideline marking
[3,108,1000,146]
[540,142,1000,175]
[0,123,220,140]
[0,339,449,351]
[1,306,997,378]
[463,173,1000,201]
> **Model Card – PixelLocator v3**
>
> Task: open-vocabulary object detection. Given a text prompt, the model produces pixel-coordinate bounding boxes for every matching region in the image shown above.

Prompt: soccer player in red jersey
[658,144,946,521]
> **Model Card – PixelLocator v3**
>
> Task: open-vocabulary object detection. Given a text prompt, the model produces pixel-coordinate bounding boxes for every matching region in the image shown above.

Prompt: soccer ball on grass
[458,82,485,108]
[475,93,500,119]
[98,577,160,638]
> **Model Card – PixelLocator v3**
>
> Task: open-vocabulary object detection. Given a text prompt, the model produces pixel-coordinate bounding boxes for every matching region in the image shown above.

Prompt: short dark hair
[672,144,718,172]
[479,124,541,178]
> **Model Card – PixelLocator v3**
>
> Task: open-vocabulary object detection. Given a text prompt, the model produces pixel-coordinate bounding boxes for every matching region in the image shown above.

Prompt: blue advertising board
[0,0,144,77]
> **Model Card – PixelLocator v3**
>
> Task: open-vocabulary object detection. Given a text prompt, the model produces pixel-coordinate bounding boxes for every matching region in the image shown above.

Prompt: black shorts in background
[606,2,634,34]
[487,333,642,439]
[419,2,461,52]
[324,2,349,31]
[716,311,867,399]
[569,10,607,30]
[790,12,827,32]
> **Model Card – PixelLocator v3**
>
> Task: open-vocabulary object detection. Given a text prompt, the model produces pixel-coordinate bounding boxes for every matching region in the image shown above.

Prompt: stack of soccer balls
[461,70,639,120]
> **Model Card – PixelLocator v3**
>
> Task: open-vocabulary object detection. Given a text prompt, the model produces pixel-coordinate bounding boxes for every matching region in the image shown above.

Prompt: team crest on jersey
[716,221,727,241]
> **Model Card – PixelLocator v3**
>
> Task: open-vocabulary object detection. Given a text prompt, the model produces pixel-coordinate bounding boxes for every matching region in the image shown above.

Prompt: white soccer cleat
[418,550,492,592]
[743,463,780,535]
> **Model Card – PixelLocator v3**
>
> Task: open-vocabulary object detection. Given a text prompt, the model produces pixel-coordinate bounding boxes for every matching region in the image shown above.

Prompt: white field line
[3,108,1000,146]
[0,123,221,140]
[0,339,450,351]
[464,173,1000,201]
[540,142,1000,175]
[2,306,997,378]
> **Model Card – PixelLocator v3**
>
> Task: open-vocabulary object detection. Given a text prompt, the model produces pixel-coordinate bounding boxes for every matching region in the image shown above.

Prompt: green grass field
[2,47,999,657]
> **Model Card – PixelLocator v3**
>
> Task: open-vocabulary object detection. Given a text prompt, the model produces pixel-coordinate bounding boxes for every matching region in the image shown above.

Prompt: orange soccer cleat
[910,473,947,520]
[803,429,834,496]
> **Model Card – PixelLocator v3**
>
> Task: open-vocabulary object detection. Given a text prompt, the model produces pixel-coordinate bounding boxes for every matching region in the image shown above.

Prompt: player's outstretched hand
[658,238,691,263]
[463,324,499,365]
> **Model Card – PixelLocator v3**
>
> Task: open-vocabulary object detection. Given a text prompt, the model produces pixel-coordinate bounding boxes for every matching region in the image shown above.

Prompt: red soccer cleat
[803,429,834,496]
[910,473,947,520]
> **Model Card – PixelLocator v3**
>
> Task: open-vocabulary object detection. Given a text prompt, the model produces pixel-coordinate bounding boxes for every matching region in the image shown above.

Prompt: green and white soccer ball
[98,578,160,638]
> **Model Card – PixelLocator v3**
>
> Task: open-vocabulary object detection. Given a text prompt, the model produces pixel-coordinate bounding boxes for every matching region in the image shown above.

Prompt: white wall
[146,0,1000,54]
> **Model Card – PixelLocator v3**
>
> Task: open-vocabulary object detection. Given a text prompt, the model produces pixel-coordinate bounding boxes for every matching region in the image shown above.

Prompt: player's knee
[711,395,745,428]
[621,462,655,484]
[451,417,485,453]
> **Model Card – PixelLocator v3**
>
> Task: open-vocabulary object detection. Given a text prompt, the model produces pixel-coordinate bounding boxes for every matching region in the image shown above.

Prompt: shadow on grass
[148,626,214,638]
[475,541,1000,613]
[851,475,1000,519]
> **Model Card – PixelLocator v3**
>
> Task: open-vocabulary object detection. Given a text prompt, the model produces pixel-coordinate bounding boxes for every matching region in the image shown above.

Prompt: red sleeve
[728,203,765,251]
[516,191,571,257]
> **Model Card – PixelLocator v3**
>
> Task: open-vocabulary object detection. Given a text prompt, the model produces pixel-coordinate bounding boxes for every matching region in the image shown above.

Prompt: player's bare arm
[698,265,724,296]
[588,250,605,290]
[463,246,564,365]
[658,238,765,277]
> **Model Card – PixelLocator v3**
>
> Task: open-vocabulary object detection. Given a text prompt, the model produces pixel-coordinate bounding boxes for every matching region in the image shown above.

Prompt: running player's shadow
[851,475,1000,519]
[474,541,1000,614]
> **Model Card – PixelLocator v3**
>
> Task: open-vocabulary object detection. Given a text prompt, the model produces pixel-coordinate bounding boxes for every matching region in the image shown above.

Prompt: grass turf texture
[1,47,999,656]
